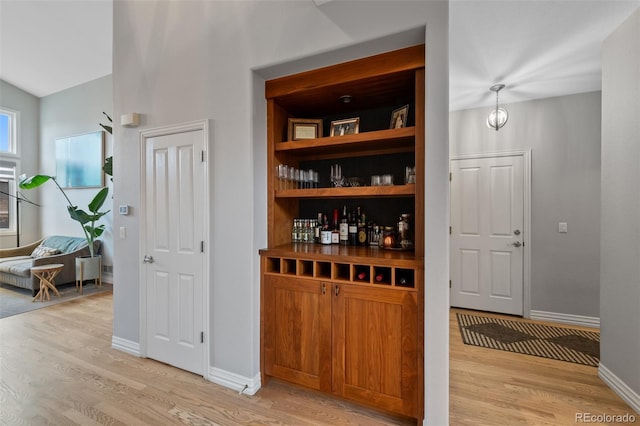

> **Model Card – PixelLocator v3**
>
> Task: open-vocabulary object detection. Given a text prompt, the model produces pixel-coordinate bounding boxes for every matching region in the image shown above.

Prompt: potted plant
[19,175,109,286]
[100,112,113,180]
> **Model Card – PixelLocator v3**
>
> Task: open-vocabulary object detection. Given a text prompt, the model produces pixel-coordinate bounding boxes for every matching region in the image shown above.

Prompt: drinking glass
[331,164,343,187]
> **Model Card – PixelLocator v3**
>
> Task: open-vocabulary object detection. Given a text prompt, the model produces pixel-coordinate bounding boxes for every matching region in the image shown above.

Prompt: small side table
[31,264,64,302]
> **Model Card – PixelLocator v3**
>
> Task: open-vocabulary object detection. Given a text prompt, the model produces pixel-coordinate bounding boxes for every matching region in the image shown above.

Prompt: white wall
[0,80,40,248]
[38,75,114,281]
[600,8,640,410]
[450,92,602,319]
[112,1,449,424]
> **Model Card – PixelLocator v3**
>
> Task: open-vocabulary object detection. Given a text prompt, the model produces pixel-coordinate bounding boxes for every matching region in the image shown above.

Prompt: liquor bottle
[331,209,340,244]
[357,211,368,246]
[339,205,349,245]
[301,219,309,243]
[348,211,358,246]
[291,219,299,243]
[315,213,323,243]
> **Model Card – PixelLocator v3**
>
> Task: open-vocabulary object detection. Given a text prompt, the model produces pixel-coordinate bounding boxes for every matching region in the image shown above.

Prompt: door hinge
[449,172,452,182]
[449,226,452,235]
[201,151,205,162]
[449,280,452,289]
[201,241,204,253]
[200,331,204,343]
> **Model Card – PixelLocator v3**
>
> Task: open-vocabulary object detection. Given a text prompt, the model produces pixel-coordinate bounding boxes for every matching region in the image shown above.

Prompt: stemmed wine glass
[330,164,343,187]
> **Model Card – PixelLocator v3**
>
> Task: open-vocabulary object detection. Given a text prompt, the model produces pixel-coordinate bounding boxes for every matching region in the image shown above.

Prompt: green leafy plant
[19,175,109,257]
[100,112,113,179]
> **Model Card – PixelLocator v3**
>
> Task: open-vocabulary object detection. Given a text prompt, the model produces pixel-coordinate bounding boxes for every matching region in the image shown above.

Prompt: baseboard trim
[529,310,600,328]
[111,336,141,357]
[208,367,261,396]
[599,363,640,414]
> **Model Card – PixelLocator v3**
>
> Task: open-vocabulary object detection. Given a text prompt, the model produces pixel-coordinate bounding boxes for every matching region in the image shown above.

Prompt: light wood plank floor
[0,294,636,425]
[450,308,637,426]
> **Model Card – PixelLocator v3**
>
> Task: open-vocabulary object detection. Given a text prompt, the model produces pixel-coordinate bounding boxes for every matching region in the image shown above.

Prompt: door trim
[139,119,211,376]
[450,150,531,318]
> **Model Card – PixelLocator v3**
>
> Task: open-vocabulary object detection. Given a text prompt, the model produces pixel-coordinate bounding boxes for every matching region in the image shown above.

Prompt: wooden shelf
[275,127,415,158]
[260,243,423,266]
[275,184,415,199]
[260,244,422,292]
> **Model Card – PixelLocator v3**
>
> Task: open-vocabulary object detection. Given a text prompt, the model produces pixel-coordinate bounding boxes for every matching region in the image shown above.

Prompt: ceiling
[450,0,640,111]
[0,1,638,111]
[0,0,113,99]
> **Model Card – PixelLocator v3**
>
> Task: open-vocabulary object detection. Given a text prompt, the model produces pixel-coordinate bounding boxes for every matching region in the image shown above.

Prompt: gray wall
[450,91,602,318]
[112,1,449,423]
[601,8,640,406]
[37,75,113,281]
[0,80,40,248]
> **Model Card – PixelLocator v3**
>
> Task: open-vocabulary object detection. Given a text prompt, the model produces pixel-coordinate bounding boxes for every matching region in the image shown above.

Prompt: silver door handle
[511,241,522,248]
[143,255,155,263]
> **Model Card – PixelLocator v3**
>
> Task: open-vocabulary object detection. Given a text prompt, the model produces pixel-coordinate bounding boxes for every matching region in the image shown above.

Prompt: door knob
[511,241,522,248]
[514,229,521,235]
[143,255,155,263]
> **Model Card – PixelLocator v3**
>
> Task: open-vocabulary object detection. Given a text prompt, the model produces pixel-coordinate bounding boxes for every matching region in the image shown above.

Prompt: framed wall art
[390,105,409,129]
[55,131,105,188]
[330,117,360,137]
[288,118,323,141]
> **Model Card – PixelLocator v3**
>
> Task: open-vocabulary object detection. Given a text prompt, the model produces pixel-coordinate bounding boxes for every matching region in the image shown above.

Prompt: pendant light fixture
[486,83,508,131]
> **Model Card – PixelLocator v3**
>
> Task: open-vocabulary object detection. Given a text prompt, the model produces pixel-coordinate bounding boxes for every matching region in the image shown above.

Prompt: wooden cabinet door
[332,283,420,418]
[263,275,331,392]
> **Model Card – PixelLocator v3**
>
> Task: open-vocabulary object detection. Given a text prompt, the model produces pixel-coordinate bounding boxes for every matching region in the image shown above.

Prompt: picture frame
[288,118,323,141]
[390,104,409,129]
[55,131,105,189]
[330,117,360,137]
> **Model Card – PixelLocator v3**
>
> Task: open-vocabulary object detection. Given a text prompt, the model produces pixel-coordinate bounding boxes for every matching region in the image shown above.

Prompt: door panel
[144,129,205,375]
[451,155,524,315]
[460,249,480,294]
[333,283,419,417]
[263,275,331,392]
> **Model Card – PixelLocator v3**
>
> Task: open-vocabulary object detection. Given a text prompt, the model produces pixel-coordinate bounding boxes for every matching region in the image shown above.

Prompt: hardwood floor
[0,294,636,425]
[450,308,637,426]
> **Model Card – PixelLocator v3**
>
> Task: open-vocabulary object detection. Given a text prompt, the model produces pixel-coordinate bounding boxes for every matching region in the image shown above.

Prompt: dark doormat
[456,312,600,367]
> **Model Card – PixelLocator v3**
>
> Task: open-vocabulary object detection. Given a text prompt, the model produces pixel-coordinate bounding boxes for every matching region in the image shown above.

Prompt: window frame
[0,107,20,158]
[0,160,20,236]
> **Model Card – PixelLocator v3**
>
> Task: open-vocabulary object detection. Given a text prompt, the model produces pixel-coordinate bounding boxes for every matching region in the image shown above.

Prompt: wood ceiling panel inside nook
[273,71,416,118]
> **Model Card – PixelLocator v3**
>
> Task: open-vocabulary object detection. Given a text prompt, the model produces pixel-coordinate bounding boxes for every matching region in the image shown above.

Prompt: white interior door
[142,125,207,375]
[450,155,524,315]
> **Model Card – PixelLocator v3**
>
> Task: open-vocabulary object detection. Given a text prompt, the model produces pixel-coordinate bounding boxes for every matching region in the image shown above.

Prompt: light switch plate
[119,205,129,215]
[558,222,568,233]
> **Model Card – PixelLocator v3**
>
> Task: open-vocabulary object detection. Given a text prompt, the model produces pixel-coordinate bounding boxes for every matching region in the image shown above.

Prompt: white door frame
[139,119,211,376]
[450,150,532,318]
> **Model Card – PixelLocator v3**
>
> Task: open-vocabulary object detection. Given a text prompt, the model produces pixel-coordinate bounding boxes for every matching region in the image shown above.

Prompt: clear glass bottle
[339,205,349,245]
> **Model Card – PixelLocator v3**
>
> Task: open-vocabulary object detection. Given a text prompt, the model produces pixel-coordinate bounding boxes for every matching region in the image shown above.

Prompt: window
[0,162,18,233]
[0,108,18,155]
[0,107,19,235]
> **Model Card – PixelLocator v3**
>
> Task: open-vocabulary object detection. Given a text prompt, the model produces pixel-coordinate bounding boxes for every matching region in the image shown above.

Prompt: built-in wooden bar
[260,45,425,423]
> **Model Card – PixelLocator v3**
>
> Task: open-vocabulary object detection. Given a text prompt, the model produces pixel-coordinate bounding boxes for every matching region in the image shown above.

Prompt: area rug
[0,282,112,319]
[456,312,600,367]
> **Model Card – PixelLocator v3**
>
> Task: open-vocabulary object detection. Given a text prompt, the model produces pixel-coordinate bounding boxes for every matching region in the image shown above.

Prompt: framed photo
[288,118,323,141]
[55,131,105,188]
[390,105,409,129]
[330,117,360,137]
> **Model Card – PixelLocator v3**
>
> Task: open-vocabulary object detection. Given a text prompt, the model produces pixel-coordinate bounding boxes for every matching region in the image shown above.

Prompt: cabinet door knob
[335,284,340,296]
[322,283,326,295]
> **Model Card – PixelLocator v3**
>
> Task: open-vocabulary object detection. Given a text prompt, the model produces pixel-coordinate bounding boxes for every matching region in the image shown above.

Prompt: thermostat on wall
[119,205,130,215]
